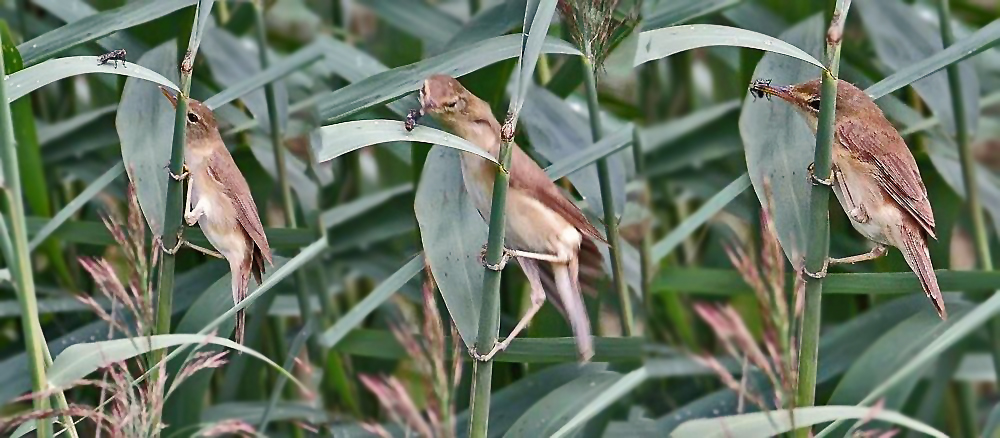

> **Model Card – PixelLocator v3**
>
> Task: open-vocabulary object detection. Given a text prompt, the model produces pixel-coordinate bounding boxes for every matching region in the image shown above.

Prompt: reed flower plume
[558,0,639,71]
[0,185,248,437]
[360,265,463,438]
[693,202,805,412]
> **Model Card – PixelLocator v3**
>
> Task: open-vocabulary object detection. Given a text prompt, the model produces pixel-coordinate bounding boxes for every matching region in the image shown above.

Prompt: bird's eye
[444,100,458,108]
[187,112,200,123]
[807,98,822,111]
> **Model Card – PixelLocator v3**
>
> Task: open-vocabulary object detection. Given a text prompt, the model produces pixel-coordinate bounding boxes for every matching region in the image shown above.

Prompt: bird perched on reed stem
[160,87,274,343]
[752,78,945,319]
[413,74,607,361]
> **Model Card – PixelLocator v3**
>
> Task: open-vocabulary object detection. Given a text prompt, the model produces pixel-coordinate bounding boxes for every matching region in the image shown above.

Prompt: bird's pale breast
[459,153,580,257]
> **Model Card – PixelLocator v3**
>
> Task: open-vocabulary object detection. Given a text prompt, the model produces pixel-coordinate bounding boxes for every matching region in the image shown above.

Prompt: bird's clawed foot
[469,340,508,362]
[807,162,833,187]
[802,257,829,280]
[479,244,512,271]
[167,163,190,181]
[159,231,224,259]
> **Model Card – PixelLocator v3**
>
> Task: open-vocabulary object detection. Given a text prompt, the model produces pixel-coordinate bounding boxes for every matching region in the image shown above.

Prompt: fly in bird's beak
[160,86,179,108]
[756,84,795,103]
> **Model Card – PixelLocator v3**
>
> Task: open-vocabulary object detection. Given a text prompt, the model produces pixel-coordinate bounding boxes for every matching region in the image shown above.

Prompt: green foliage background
[1,0,1000,436]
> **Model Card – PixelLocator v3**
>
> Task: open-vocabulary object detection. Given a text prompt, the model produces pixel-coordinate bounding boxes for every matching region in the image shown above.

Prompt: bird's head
[160,87,220,146]
[751,78,877,130]
[417,74,496,135]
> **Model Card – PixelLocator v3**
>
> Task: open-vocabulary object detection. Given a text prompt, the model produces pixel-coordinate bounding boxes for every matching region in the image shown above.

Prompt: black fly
[405,109,422,131]
[98,49,127,68]
[749,78,772,101]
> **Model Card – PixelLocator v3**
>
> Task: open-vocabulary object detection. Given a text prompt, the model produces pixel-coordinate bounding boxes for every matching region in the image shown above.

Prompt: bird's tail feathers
[899,224,946,320]
[232,254,254,347]
[553,258,594,362]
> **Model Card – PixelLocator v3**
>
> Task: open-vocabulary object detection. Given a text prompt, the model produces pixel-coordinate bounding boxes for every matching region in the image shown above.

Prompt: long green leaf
[634,24,826,69]
[203,41,324,110]
[358,0,461,52]
[316,34,579,123]
[6,56,178,103]
[856,0,978,136]
[673,406,946,438]
[334,329,643,363]
[739,15,824,264]
[651,173,750,263]
[544,123,634,180]
[654,268,1000,296]
[28,162,123,251]
[414,147,488,348]
[642,0,744,30]
[116,42,179,237]
[867,20,1000,100]
[18,0,197,66]
[817,290,1000,436]
[313,120,499,165]
[317,254,423,348]
[550,358,713,437]
[504,371,623,437]
[47,334,302,390]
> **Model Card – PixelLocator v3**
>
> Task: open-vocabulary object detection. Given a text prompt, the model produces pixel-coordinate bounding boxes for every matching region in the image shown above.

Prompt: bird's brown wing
[507,144,608,244]
[837,118,936,238]
[207,149,274,264]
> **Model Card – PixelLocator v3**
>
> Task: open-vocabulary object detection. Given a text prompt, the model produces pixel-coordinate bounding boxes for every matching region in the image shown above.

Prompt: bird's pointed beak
[761,84,793,100]
[159,86,179,108]
[752,83,797,105]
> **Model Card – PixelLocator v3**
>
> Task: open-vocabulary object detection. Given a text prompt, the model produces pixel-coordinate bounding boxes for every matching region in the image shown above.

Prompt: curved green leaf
[545,123,634,180]
[18,0,196,66]
[826,306,971,436]
[456,363,608,436]
[6,56,178,103]
[642,0,744,31]
[504,371,622,437]
[28,162,124,251]
[116,42,177,237]
[856,0,978,136]
[738,15,824,265]
[359,0,460,53]
[652,173,749,263]
[551,358,713,437]
[317,254,422,348]
[673,405,946,438]
[201,26,288,133]
[414,147,488,348]
[47,333,305,389]
[204,40,324,110]
[818,291,1000,436]
[313,120,498,165]
[317,34,579,123]
[634,24,825,69]
[639,100,740,154]
[866,20,1000,100]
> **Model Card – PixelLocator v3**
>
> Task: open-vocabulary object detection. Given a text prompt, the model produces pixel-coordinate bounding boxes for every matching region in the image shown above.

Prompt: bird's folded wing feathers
[207,152,274,263]
[837,120,936,237]
[507,144,608,244]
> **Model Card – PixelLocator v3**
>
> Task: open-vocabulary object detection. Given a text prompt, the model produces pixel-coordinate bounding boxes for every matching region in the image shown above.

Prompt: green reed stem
[468,141,513,438]
[796,2,850,436]
[582,52,634,337]
[0,29,52,438]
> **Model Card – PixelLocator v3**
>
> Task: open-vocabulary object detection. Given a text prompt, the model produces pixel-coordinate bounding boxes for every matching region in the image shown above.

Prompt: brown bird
[754,78,945,319]
[416,74,607,361]
[160,87,274,343]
